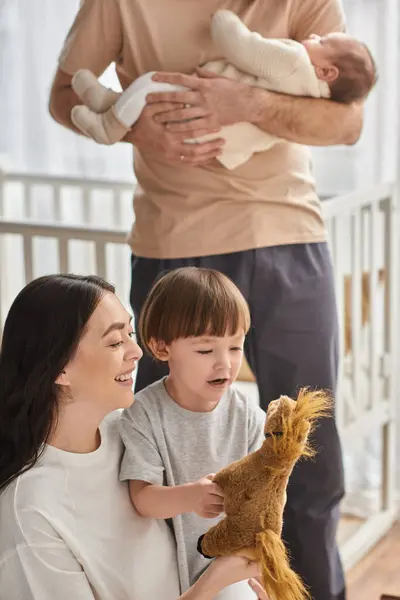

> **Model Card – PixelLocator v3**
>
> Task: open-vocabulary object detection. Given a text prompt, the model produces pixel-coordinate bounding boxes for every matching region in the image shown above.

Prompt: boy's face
[160,330,246,410]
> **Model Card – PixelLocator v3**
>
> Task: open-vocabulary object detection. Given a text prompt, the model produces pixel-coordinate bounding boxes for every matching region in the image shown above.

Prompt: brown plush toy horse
[197,388,331,600]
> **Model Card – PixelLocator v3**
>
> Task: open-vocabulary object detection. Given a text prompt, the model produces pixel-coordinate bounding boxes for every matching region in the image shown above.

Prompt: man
[50,2,364,599]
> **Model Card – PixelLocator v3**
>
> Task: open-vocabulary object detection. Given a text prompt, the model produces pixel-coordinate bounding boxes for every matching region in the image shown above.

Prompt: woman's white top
[0,412,180,600]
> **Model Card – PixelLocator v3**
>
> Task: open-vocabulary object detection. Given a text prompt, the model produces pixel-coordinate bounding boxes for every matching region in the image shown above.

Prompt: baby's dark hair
[329,41,378,104]
[139,267,250,356]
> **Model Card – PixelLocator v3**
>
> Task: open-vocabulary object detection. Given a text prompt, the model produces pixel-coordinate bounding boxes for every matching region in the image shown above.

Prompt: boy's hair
[139,267,250,355]
[329,41,378,104]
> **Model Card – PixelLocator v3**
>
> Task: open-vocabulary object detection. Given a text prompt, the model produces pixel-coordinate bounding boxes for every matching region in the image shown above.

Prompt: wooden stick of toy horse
[197,388,332,600]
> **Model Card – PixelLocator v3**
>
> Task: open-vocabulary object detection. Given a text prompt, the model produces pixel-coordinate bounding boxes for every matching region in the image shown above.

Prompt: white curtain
[0,0,132,180]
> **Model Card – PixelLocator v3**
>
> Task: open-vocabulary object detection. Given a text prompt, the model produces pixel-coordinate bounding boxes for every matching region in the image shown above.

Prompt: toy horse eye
[265,431,284,439]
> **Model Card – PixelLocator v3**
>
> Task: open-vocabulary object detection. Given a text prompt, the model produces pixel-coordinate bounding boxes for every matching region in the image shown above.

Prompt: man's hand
[148,69,363,147]
[124,100,225,166]
[186,474,224,518]
[147,69,253,135]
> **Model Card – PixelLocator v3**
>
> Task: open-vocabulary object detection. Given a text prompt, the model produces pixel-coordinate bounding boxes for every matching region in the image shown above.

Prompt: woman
[0,274,267,600]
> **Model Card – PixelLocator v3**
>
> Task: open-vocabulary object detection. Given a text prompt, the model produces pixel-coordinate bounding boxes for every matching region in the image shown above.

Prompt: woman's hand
[181,557,268,600]
[147,69,257,135]
[248,577,270,599]
[206,556,261,591]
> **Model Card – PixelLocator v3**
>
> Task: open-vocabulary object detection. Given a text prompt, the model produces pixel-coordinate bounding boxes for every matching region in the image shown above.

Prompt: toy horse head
[263,389,332,462]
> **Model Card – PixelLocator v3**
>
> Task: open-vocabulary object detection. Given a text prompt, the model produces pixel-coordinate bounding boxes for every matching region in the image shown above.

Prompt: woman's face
[59,292,142,413]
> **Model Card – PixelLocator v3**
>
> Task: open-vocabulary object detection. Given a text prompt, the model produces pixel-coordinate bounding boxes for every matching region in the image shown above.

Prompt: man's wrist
[244,87,272,126]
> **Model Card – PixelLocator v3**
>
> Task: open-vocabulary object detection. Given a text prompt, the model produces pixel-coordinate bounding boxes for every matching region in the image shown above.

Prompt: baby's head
[302,32,377,103]
[140,267,250,408]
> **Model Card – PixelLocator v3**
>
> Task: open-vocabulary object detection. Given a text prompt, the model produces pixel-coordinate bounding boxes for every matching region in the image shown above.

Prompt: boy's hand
[187,474,224,518]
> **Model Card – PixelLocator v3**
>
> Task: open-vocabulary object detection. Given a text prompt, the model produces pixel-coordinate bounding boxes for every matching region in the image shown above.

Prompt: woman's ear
[55,369,70,386]
[148,338,170,362]
[315,64,339,83]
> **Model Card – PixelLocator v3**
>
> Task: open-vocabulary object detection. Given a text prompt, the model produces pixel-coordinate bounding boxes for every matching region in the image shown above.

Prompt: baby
[119,267,266,598]
[71,10,377,169]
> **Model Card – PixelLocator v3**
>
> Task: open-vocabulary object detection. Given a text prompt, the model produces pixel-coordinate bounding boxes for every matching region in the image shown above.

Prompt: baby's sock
[72,70,120,113]
[71,105,129,145]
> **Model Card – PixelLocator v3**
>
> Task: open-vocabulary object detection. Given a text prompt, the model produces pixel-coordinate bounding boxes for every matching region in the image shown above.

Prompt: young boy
[119,267,266,597]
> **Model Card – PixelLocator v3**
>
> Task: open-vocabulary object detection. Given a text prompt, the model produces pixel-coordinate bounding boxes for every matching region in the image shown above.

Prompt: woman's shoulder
[0,411,123,558]
[0,466,61,561]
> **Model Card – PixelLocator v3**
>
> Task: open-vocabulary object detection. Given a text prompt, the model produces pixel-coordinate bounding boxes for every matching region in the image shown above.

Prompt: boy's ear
[315,64,339,83]
[148,338,170,362]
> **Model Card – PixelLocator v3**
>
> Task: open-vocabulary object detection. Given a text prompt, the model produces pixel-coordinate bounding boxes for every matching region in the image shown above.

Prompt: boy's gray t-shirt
[119,378,266,593]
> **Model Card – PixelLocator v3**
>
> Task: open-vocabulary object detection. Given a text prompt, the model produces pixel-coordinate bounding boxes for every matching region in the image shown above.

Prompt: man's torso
[60,0,345,258]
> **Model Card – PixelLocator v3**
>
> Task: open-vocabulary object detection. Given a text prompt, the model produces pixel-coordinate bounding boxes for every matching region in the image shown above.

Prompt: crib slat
[369,203,379,411]
[23,234,34,283]
[95,241,107,279]
[83,187,91,224]
[59,237,69,273]
[53,184,62,222]
[24,183,32,220]
[350,208,362,414]
[381,190,398,512]
[331,215,346,430]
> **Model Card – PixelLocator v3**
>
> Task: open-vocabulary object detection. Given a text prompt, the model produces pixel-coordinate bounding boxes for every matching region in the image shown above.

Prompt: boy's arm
[119,404,165,493]
[129,481,193,518]
[49,0,122,131]
[129,476,224,519]
[119,406,224,520]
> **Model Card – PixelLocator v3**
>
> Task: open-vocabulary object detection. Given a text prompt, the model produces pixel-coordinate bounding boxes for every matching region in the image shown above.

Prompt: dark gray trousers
[130,242,346,600]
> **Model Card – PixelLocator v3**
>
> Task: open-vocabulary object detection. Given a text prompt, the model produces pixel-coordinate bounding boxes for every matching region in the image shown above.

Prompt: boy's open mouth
[207,378,229,386]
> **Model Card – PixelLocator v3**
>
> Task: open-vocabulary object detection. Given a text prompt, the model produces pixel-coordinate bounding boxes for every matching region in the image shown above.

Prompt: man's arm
[49,69,82,134]
[49,0,122,133]
[247,0,363,146]
[151,0,363,147]
[246,88,363,146]
[149,71,364,147]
